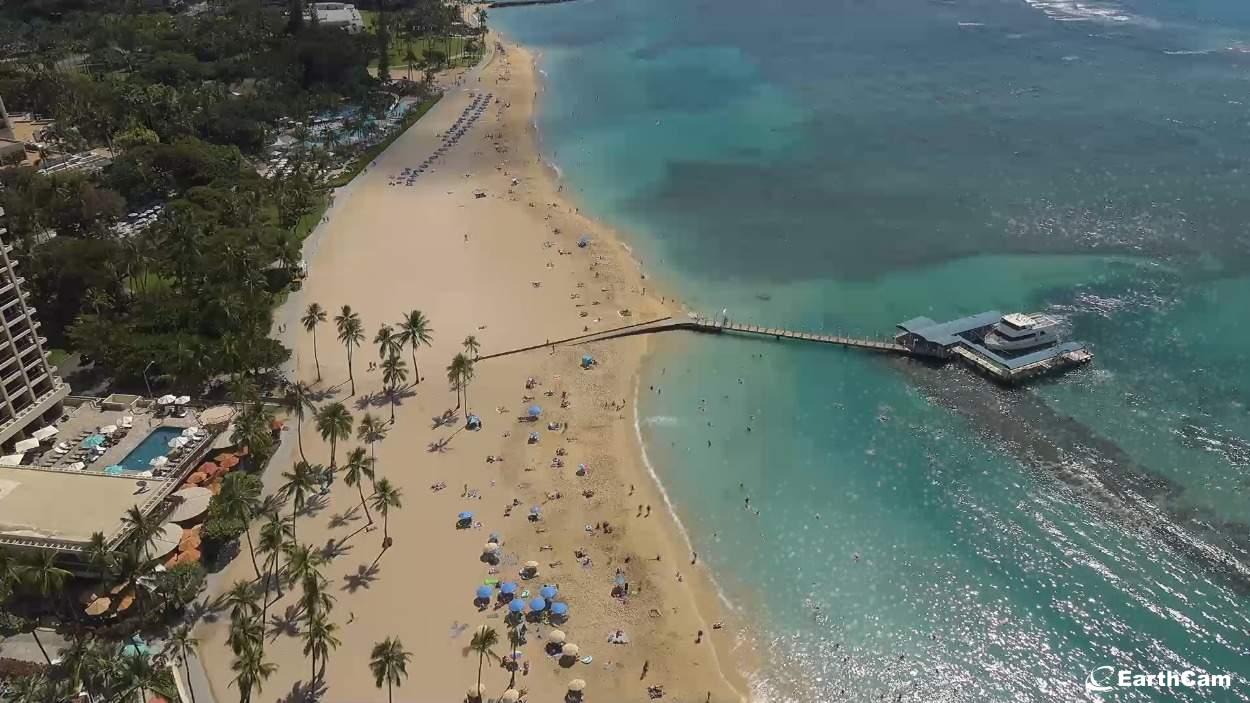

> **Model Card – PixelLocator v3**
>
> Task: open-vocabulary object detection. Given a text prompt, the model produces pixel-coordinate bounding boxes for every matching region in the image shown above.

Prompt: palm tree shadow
[341,562,382,593]
[328,505,362,530]
[427,437,453,453]
[353,392,377,412]
[300,493,329,518]
[187,595,227,624]
[277,677,326,703]
[317,537,353,562]
[306,387,337,403]
[268,604,302,640]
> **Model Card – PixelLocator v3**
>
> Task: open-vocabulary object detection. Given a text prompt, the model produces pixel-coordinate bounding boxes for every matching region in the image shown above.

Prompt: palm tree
[84,531,112,575]
[469,625,500,698]
[283,381,317,462]
[450,352,470,407]
[300,570,335,623]
[301,302,328,382]
[342,447,376,526]
[118,652,176,703]
[463,335,481,359]
[301,611,341,686]
[230,642,276,703]
[356,413,388,488]
[395,309,433,383]
[447,353,472,411]
[375,324,402,360]
[225,580,262,625]
[279,461,319,540]
[257,511,293,622]
[369,637,412,703]
[460,355,476,415]
[369,478,403,562]
[506,625,524,688]
[165,626,199,703]
[380,354,409,422]
[217,473,263,578]
[121,504,161,555]
[403,46,418,81]
[282,542,325,590]
[335,305,365,395]
[315,401,353,469]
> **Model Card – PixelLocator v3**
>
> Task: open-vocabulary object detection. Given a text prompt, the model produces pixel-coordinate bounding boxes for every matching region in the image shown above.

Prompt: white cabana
[175,395,191,405]
[14,437,40,452]
[168,436,190,450]
[157,395,177,405]
[31,426,59,441]
[0,453,26,467]
[169,486,212,522]
[99,425,118,435]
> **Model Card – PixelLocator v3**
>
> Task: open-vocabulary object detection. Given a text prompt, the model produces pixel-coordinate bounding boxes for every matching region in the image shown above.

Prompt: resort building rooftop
[0,396,231,553]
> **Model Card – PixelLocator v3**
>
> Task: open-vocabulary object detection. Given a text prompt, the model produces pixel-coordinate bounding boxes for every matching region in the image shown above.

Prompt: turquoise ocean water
[494,0,1250,700]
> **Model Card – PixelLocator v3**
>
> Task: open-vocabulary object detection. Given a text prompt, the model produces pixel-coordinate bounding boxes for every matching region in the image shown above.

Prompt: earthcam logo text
[1085,666,1233,695]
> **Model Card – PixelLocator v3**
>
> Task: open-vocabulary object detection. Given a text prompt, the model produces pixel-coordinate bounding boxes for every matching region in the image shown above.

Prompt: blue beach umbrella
[528,405,542,417]
[500,581,518,595]
[614,574,626,587]
[540,585,558,600]
[581,355,595,368]
[529,597,547,612]
[577,236,590,247]
[509,599,525,613]
[458,511,474,521]
[550,602,569,617]
[476,585,493,600]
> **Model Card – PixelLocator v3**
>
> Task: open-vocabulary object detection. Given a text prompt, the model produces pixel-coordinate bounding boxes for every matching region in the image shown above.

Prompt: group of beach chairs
[388,92,494,188]
[37,417,134,469]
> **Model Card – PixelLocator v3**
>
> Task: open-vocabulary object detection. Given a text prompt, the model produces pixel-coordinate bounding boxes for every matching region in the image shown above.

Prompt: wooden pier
[685,318,911,354]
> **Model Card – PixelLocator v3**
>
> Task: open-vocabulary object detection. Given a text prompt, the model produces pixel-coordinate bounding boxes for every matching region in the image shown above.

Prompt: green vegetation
[327,94,440,188]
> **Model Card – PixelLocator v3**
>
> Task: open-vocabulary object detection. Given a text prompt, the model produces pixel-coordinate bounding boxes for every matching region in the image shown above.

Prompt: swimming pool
[117,426,183,471]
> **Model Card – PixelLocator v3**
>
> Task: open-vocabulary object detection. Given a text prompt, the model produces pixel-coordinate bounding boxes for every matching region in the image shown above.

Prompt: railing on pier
[686,318,911,354]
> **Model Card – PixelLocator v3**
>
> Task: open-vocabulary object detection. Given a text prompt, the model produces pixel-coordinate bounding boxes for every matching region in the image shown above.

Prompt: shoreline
[196,29,754,703]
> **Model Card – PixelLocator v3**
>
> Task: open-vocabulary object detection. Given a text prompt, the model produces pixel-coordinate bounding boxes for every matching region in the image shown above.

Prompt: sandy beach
[196,35,750,703]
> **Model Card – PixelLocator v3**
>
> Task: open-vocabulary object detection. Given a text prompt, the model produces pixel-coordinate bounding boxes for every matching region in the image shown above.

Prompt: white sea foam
[641,414,680,427]
[1021,0,1148,26]
[632,375,737,612]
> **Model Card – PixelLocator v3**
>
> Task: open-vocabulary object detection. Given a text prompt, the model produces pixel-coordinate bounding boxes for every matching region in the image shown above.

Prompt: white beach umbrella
[483,542,499,554]
[168,436,189,450]
[14,437,40,452]
[149,455,169,468]
[182,426,201,437]
[561,643,579,658]
[175,395,191,405]
[466,683,486,699]
[500,690,520,703]
[568,679,586,692]
[99,425,118,435]
[524,560,539,570]
[548,629,566,644]
[157,395,177,405]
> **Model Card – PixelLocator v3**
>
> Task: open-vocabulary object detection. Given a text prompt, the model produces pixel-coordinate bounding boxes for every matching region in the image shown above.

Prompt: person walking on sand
[641,660,649,679]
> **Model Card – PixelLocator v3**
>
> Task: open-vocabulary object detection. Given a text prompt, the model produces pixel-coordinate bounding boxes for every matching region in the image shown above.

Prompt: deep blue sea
[494,1,1250,700]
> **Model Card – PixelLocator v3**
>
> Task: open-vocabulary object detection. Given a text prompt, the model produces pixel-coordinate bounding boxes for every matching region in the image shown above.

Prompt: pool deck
[0,403,224,553]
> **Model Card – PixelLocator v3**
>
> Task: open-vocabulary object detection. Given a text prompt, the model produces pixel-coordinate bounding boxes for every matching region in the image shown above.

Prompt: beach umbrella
[144,522,182,560]
[82,435,105,449]
[458,511,474,521]
[529,597,546,612]
[500,581,518,595]
[568,679,586,692]
[524,560,539,570]
[550,602,569,618]
[99,425,118,435]
[198,405,235,426]
[215,454,240,469]
[614,573,626,587]
[467,683,486,699]
[84,596,112,616]
[529,506,541,516]
[581,355,595,368]
[157,395,177,406]
[548,629,566,644]
[527,405,542,417]
[500,690,520,703]
[14,437,40,452]
[169,486,212,522]
[483,542,499,554]
[115,592,137,614]
[560,643,579,658]
[168,436,189,450]
[175,395,191,405]
[186,472,207,486]
[475,585,493,600]
[508,600,525,613]
[149,455,168,468]
[178,527,202,551]
[540,585,558,600]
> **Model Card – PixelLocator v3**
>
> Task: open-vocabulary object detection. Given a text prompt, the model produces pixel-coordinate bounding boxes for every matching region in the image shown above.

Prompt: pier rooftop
[896,311,1091,383]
